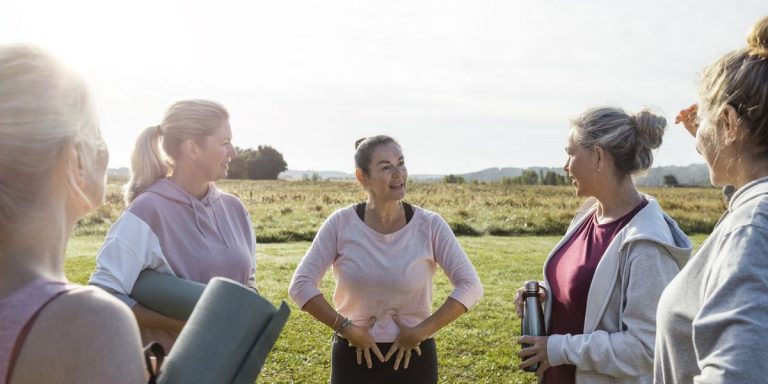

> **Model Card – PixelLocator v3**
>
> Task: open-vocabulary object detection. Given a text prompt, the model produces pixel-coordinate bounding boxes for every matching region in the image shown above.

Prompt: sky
[1,0,766,175]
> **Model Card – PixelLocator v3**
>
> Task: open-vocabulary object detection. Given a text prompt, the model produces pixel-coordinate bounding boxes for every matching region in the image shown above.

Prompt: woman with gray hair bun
[514,106,692,384]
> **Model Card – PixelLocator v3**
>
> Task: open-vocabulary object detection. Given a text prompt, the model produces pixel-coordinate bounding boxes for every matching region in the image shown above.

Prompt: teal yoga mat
[156,277,290,384]
[131,270,205,320]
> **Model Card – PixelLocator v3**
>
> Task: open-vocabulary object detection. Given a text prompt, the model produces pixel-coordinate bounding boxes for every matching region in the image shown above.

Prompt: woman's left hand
[516,335,551,377]
[384,315,425,370]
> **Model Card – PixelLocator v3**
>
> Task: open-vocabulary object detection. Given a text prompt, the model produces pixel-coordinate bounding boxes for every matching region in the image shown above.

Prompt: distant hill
[633,164,711,187]
[109,164,712,187]
[454,164,712,187]
[278,169,443,181]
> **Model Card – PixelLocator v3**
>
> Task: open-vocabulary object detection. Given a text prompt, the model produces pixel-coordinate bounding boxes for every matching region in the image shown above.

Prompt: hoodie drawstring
[189,196,207,239]
[211,200,231,248]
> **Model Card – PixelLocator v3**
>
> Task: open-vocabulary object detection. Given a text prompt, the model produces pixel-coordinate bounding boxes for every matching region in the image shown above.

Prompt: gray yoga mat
[131,270,205,320]
[157,277,290,384]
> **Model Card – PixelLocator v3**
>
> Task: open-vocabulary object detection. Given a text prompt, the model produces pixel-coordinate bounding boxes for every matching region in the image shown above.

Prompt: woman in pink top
[289,135,483,384]
[513,107,692,384]
[0,45,144,383]
[89,100,257,352]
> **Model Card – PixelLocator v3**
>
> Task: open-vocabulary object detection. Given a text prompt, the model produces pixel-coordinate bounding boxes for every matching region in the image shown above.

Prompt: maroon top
[542,199,647,384]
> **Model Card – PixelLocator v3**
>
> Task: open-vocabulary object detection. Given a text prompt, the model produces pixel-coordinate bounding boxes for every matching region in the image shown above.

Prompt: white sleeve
[88,211,174,297]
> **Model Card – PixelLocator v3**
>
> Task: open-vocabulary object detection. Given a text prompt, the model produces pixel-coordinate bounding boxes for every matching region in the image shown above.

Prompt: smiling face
[195,120,235,182]
[564,130,599,197]
[359,142,408,202]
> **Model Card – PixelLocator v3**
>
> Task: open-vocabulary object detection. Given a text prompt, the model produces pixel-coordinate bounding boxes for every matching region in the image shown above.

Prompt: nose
[563,158,570,173]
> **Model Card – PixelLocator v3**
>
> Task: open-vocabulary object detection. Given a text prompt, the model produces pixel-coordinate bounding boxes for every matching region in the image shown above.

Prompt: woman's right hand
[675,103,699,137]
[340,323,385,369]
[514,284,547,318]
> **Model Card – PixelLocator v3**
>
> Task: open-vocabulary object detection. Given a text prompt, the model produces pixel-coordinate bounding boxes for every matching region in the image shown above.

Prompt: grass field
[65,234,708,383]
[77,180,726,242]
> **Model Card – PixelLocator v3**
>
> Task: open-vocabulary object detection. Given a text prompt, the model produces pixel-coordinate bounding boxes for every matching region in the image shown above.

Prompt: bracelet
[335,318,353,335]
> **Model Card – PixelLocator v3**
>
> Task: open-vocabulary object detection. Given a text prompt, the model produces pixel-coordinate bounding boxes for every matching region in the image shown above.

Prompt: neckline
[352,204,419,238]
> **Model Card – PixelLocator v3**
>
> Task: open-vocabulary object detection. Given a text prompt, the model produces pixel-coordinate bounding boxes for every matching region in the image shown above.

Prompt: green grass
[65,234,708,383]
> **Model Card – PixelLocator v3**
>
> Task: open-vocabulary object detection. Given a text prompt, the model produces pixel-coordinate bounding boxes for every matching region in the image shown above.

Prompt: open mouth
[389,183,405,190]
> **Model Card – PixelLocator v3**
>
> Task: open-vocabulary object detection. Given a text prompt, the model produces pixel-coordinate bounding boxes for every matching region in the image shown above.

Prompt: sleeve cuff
[547,333,570,367]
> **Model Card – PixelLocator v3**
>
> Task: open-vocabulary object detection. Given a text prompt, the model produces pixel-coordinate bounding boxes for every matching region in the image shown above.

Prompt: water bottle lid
[525,281,539,293]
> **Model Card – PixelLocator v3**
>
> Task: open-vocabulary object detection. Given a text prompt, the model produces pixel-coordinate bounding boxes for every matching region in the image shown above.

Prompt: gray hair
[571,106,666,176]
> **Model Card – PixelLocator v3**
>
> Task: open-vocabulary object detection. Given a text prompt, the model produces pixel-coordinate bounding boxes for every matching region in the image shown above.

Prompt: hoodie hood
[144,179,222,206]
[619,198,693,269]
[142,179,230,247]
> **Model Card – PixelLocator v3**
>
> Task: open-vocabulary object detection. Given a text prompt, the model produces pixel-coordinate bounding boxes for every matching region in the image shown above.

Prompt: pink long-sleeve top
[289,205,483,342]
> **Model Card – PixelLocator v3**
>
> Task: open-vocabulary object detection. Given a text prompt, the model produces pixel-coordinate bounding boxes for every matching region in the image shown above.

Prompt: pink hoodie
[89,179,256,350]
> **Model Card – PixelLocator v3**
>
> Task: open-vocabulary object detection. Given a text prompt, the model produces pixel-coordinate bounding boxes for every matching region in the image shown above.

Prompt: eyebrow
[376,156,404,166]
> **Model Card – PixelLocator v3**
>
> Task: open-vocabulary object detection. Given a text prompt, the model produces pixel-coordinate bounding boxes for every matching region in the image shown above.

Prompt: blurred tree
[227,146,287,180]
[663,174,680,187]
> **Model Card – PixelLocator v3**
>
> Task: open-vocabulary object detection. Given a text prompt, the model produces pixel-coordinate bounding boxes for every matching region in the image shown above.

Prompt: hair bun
[632,109,666,150]
[354,137,367,150]
[747,16,768,58]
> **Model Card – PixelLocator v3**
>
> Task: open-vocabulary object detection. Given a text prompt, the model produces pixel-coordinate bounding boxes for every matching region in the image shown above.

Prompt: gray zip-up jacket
[654,177,768,383]
[543,196,692,384]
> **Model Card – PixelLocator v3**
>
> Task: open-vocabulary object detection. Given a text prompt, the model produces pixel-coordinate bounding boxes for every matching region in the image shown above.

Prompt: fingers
[403,349,412,370]
[364,348,373,369]
[514,288,524,317]
[394,348,404,371]
[384,343,397,362]
[355,348,362,365]
[371,343,385,363]
[415,345,422,356]
[536,360,551,377]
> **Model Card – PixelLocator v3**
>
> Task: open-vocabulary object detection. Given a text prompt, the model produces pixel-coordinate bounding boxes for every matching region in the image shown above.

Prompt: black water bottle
[521,280,545,372]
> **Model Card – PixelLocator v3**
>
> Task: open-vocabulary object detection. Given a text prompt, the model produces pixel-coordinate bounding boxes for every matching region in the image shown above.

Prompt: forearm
[414,297,467,337]
[132,302,185,333]
[301,294,344,331]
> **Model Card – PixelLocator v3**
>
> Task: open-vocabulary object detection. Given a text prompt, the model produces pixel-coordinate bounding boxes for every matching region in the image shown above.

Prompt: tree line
[444,170,571,185]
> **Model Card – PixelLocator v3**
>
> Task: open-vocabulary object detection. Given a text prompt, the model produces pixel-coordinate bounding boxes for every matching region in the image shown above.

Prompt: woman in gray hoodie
[654,16,768,383]
[515,107,692,384]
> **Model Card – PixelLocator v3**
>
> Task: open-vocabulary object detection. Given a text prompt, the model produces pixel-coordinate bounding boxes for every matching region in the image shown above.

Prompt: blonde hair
[571,106,666,176]
[125,99,229,203]
[0,45,103,244]
[699,16,768,156]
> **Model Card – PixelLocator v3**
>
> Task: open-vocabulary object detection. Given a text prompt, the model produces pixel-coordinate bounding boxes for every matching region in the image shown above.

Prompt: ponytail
[124,125,170,204]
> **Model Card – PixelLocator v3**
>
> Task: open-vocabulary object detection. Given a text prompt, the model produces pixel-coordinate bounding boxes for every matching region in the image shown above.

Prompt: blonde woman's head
[125,99,229,203]
[0,45,107,244]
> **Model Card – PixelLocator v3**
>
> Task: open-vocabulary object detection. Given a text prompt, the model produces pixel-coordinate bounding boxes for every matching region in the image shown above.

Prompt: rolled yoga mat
[157,277,290,384]
[131,270,206,320]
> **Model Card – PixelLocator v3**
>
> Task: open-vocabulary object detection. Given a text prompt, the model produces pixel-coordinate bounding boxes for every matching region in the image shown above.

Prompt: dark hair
[699,16,768,157]
[354,135,399,174]
[571,106,666,177]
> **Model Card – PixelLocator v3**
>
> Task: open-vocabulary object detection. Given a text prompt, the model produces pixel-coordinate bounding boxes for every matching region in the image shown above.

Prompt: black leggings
[330,335,438,384]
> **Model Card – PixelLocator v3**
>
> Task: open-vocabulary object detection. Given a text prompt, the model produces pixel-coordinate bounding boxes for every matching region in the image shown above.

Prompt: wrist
[335,317,353,336]
[412,323,430,340]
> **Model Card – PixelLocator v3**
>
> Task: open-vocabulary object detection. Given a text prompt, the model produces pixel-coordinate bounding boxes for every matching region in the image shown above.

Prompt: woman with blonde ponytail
[655,16,768,383]
[89,99,258,352]
[0,45,144,384]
